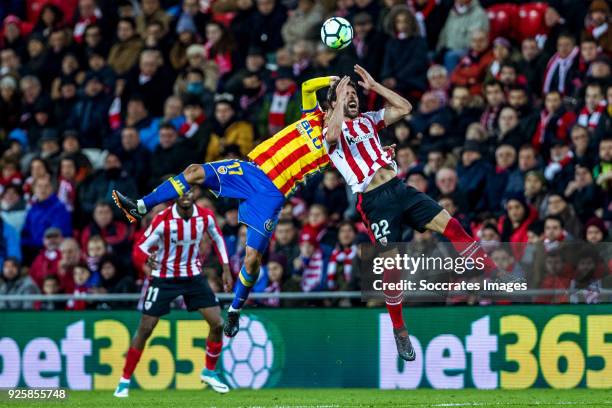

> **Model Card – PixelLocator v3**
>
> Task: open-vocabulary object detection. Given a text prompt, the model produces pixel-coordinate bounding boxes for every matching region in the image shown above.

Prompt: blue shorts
[202,160,285,253]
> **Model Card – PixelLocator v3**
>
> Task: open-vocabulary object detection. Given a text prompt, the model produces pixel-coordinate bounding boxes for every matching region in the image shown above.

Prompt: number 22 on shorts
[371,220,390,240]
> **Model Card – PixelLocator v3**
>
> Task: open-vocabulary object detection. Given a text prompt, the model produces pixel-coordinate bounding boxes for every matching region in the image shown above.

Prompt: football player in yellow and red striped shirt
[112,76,335,337]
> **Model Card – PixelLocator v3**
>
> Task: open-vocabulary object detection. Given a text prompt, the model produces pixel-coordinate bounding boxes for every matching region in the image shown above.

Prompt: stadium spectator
[21,176,72,261]
[545,194,583,238]
[498,193,537,244]
[282,0,324,48]
[381,6,428,97]
[0,185,27,234]
[436,0,489,72]
[66,262,94,310]
[80,201,131,260]
[485,144,516,213]
[85,234,107,276]
[94,255,135,308]
[258,253,287,307]
[434,167,469,214]
[210,94,254,157]
[457,140,490,213]
[327,221,357,291]
[250,0,288,55]
[150,122,192,185]
[114,127,151,194]
[532,91,576,153]
[122,50,174,116]
[271,219,300,276]
[542,32,581,96]
[0,257,39,310]
[256,67,301,137]
[295,229,325,293]
[107,17,144,76]
[480,80,505,134]
[348,12,387,81]
[564,164,603,223]
[585,217,608,244]
[518,37,545,96]
[582,0,611,55]
[77,152,138,220]
[505,145,540,197]
[29,227,63,290]
[524,170,548,216]
[577,82,607,130]
[38,275,64,310]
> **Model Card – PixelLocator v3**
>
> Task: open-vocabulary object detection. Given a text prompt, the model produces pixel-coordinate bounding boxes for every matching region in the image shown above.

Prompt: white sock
[136,199,147,214]
[228,306,240,313]
[120,377,131,383]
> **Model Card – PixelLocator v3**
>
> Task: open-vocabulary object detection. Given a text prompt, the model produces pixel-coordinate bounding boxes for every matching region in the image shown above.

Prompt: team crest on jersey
[217,166,227,174]
[144,301,152,310]
[379,237,388,246]
[264,219,275,232]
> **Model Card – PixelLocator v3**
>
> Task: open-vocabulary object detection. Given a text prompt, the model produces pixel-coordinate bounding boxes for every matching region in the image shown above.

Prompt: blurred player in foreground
[113,76,335,337]
[325,67,498,361]
[113,190,232,397]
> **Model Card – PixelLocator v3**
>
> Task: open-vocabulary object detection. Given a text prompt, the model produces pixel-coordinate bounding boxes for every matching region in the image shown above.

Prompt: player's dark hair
[327,79,358,107]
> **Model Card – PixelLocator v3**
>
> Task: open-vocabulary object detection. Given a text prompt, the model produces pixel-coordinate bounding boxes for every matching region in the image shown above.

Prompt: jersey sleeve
[205,212,229,264]
[301,76,333,113]
[363,109,386,131]
[138,217,162,255]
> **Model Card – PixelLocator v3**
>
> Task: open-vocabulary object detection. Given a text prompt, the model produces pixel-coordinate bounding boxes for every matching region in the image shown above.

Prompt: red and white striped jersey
[138,204,229,279]
[323,109,396,193]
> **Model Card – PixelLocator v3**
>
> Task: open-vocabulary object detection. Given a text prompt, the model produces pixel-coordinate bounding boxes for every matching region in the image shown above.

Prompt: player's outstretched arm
[325,76,350,145]
[301,76,338,112]
[354,64,412,126]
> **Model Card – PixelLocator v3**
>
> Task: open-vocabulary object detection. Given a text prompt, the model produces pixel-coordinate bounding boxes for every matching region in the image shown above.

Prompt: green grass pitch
[12,388,612,407]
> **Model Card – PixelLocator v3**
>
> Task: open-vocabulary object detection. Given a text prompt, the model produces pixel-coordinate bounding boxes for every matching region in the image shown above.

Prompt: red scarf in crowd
[73,9,101,43]
[326,245,357,290]
[179,113,206,138]
[577,100,607,129]
[531,109,576,151]
[268,83,297,129]
[542,46,579,94]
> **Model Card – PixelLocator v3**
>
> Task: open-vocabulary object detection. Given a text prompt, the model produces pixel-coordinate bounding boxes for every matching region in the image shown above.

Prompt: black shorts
[142,274,219,316]
[356,178,443,243]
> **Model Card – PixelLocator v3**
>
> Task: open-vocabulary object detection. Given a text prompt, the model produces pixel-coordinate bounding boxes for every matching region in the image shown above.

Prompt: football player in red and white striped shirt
[114,191,233,398]
[325,67,499,362]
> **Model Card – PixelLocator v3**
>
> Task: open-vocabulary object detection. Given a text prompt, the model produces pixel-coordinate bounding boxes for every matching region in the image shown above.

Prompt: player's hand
[222,265,233,293]
[146,250,159,271]
[335,75,351,104]
[354,64,378,91]
[383,144,396,159]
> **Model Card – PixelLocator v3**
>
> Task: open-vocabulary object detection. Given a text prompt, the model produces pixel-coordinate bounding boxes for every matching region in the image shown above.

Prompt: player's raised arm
[301,76,338,112]
[354,64,412,126]
[325,76,351,145]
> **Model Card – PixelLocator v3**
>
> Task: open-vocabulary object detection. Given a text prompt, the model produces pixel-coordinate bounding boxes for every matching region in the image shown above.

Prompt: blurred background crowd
[0,0,610,310]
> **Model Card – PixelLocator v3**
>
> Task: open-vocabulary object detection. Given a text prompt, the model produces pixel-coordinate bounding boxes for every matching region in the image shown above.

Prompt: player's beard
[344,100,359,119]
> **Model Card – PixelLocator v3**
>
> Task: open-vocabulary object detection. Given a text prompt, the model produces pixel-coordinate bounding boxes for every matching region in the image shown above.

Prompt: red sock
[122,347,143,380]
[383,267,405,329]
[205,340,223,371]
[386,303,405,329]
[443,218,496,274]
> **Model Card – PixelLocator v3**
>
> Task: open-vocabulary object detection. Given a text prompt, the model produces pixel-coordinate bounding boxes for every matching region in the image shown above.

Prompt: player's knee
[209,317,223,334]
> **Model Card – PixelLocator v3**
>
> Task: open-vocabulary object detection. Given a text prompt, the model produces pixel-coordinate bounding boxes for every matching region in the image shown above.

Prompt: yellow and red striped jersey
[248,76,333,196]
[248,109,329,196]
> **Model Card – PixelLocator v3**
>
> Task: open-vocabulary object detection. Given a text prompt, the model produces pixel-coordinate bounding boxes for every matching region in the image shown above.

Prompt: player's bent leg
[225,244,264,337]
[199,306,230,393]
[114,315,159,397]
[113,164,205,223]
[425,209,498,275]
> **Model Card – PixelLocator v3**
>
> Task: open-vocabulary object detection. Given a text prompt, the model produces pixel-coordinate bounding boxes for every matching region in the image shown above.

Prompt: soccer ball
[221,315,275,389]
[321,17,353,50]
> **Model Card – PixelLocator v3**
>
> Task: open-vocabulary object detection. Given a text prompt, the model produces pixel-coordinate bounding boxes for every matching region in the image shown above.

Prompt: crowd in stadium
[0,0,610,310]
